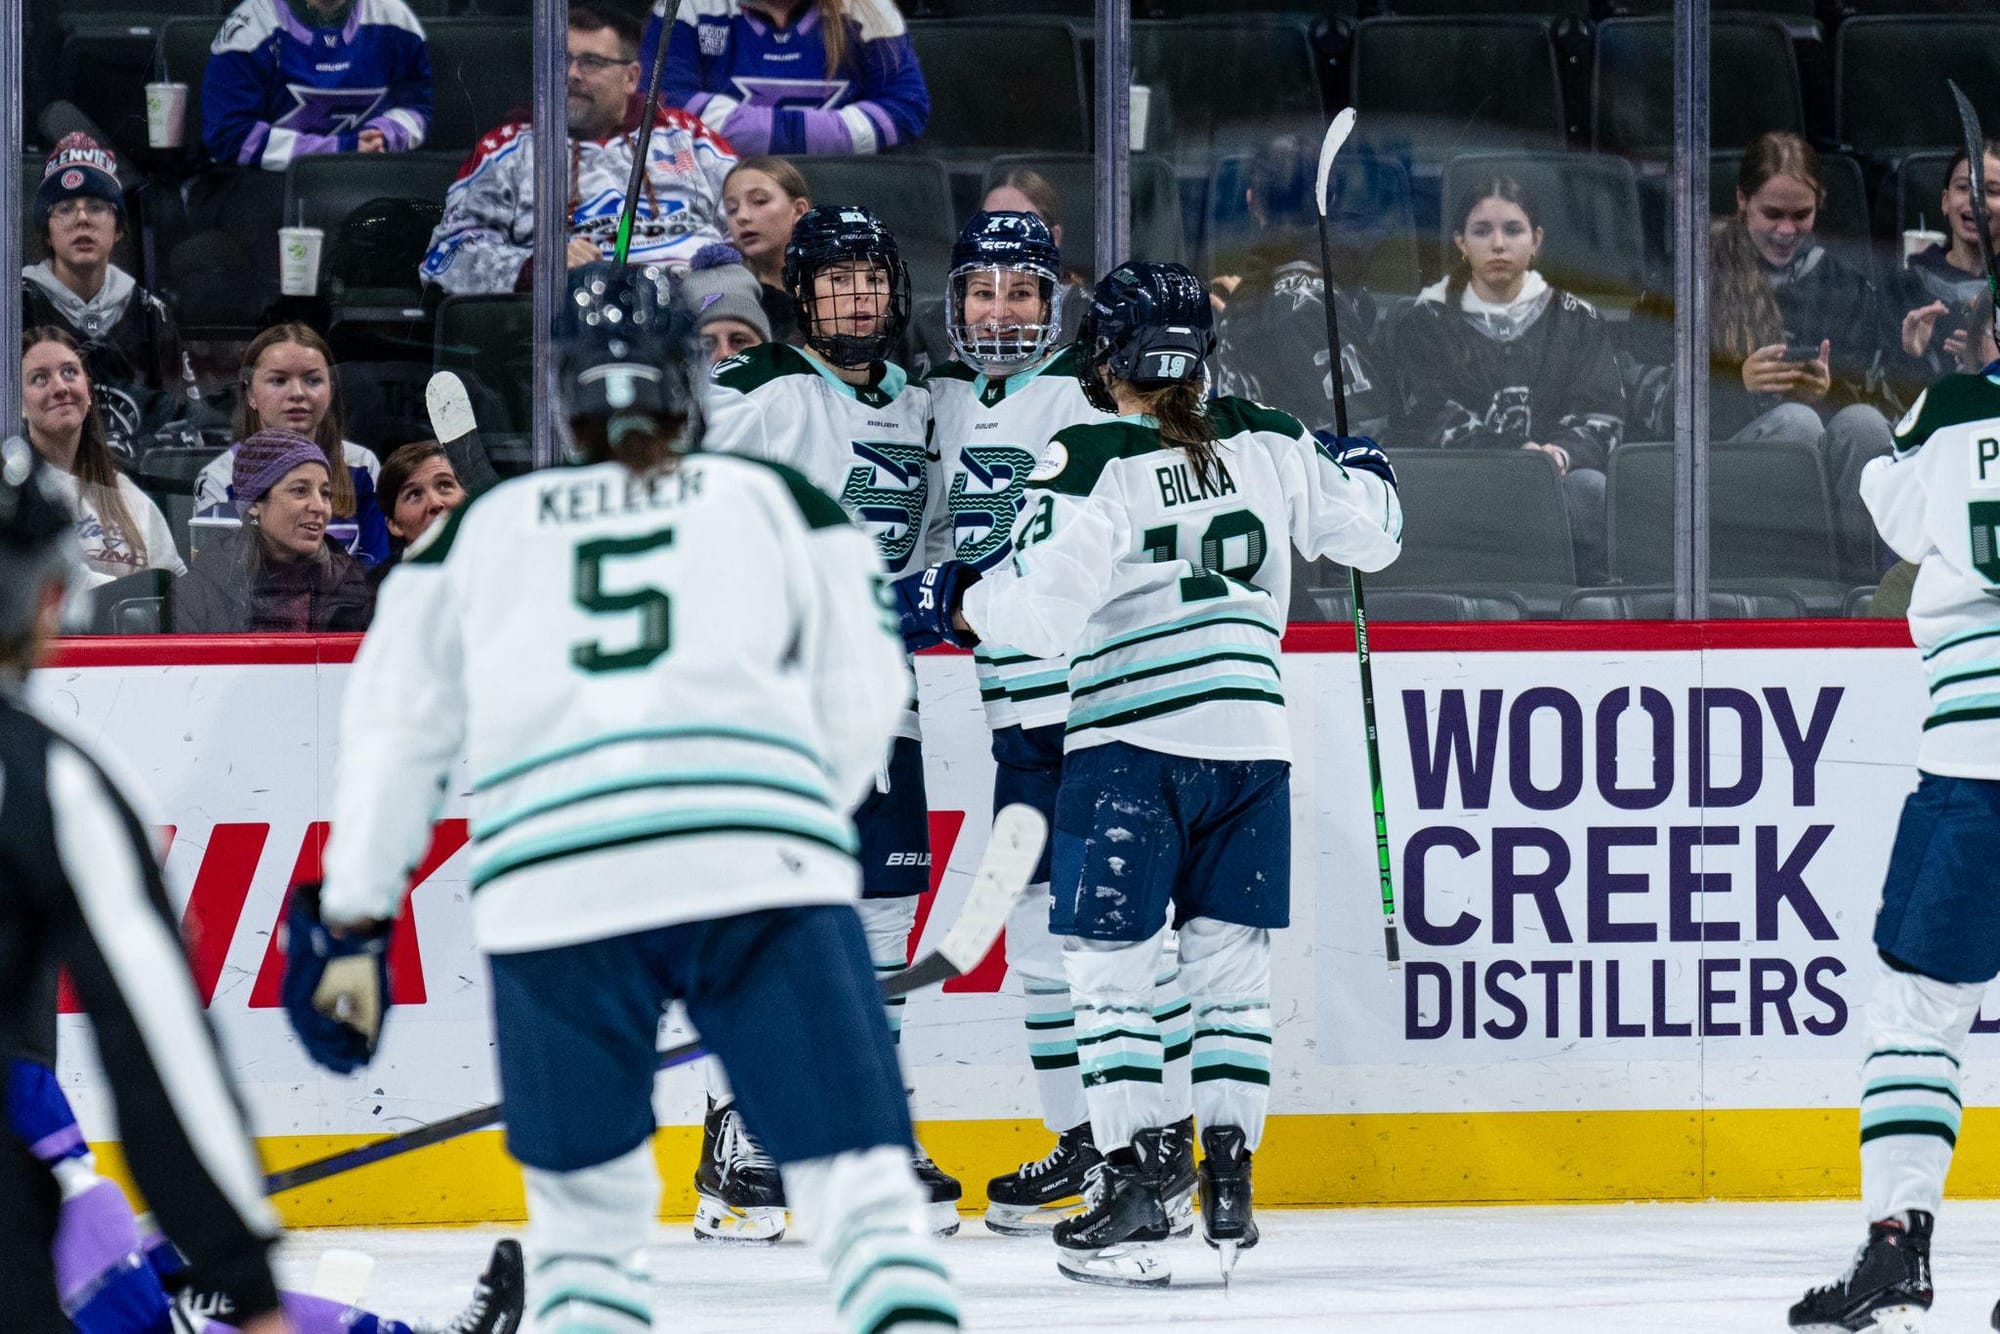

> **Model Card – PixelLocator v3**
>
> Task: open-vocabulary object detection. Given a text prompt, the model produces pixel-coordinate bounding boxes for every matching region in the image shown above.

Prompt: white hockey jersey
[319,454,905,954]
[704,342,935,739]
[925,346,1110,733]
[961,397,1403,763]
[1863,368,2000,780]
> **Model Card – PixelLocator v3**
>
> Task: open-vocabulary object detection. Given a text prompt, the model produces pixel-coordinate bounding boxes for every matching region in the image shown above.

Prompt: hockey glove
[890,562,982,652]
[281,882,393,1075]
[1317,432,1397,491]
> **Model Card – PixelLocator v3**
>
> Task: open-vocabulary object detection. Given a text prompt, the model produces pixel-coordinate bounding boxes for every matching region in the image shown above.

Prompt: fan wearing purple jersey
[644,0,929,157]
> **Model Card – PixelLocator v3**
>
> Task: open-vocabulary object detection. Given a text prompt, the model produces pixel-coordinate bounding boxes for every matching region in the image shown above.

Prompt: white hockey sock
[1859,955,1982,1221]
[1155,941,1193,1125]
[1008,882,1088,1134]
[857,896,920,1047]
[1178,919,1273,1152]
[523,1142,658,1333]
[1063,931,1170,1153]
[786,1146,959,1334]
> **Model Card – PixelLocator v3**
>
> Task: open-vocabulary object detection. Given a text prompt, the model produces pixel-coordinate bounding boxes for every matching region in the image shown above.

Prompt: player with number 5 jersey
[907,261,1401,1287]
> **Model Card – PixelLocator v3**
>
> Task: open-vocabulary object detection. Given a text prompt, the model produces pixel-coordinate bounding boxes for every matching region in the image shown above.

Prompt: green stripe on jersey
[1927,661,2000,693]
[1070,643,1279,699]
[1922,692,2000,730]
[1071,606,1281,668]
[476,724,825,792]
[1920,624,2000,661]
[473,769,834,840]
[471,807,855,889]
[1067,681,1287,734]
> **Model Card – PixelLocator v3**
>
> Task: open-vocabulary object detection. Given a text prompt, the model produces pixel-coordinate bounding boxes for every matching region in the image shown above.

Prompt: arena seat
[1309,588,1530,623]
[1835,17,2000,163]
[1881,150,1957,243]
[792,156,956,303]
[978,153,1184,281]
[1592,16,1804,157]
[1560,586,1808,620]
[1207,150,1418,294]
[154,16,224,166]
[1608,441,1844,615]
[1596,0,1817,11]
[1131,16,1324,165]
[1368,450,1578,617]
[281,152,460,311]
[434,292,534,438]
[1350,17,1567,158]
[906,19,1088,159]
[1439,153,1645,304]
[1636,148,1871,284]
[423,18,535,157]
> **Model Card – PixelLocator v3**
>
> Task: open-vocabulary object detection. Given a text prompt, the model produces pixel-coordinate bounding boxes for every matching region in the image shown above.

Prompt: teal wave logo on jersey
[950,444,1037,570]
[842,440,931,571]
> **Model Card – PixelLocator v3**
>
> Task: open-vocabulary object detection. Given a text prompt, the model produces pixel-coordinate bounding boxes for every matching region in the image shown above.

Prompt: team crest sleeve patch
[1893,389,1927,440]
[1028,441,1068,483]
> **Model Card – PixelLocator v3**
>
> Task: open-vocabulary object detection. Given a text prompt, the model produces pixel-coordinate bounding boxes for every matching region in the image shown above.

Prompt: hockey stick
[1312,108,1400,972]
[425,370,503,498]
[262,804,1048,1196]
[611,26,674,265]
[1948,81,2000,352]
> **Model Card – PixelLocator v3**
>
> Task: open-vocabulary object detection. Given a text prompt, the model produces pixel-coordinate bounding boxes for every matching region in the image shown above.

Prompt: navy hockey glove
[1317,432,1397,491]
[890,562,982,652]
[281,882,393,1075]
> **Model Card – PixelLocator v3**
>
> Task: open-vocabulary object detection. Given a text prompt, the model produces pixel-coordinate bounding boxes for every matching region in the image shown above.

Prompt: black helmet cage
[784,206,912,369]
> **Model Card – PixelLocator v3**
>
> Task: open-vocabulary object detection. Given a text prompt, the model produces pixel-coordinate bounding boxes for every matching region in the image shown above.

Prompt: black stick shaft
[612,29,674,265]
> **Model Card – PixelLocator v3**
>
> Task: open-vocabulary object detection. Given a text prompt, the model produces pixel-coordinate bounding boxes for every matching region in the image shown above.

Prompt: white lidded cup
[278,225,325,296]
[145,83,188,149]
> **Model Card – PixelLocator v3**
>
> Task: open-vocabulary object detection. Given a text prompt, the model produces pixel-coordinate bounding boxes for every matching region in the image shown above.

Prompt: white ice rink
[278,1201,2000,1333]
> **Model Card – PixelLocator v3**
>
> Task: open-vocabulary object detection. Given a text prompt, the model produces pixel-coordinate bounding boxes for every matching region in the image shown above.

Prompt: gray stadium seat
[906,20,1088,158]
[423,18,534,156]
[1351,18,1567,157]
[1368,450,1578,616]
[282,152,461,307]
[1311,588,1529,623]
[978,153,1184,282]
[1608,441,1845,614]
[1835,17,2000,162]
[1440,153,1645,303]
[1592,17,1804,157]
[1132,17,1324,165]
[1561,586,1808,619]
[1884,150,1958,242]
[792,156,956,303]
[435,293,534,437]
[1843,585,1878,618]
[1207,150,1418,295]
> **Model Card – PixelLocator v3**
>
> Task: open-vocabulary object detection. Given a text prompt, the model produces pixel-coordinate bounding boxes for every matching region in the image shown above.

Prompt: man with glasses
[19,134,195,459]
[421,3,737,296]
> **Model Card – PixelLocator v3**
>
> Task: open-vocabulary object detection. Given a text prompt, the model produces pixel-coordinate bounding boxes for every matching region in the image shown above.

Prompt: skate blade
[692,1198,787,1245]
[1217,1239,1238,1292]
[982,1198,1084,1236]
[926,1200,962,1237]
[1056,1242,1171,1289]
[1866,1308,1927,1334]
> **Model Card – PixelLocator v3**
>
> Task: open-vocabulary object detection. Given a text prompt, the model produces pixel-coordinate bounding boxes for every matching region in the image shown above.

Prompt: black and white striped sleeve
[40,738,282,1320]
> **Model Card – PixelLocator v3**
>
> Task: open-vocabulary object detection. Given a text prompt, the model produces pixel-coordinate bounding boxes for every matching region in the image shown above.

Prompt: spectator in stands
[721,155,810,342]
[174,428,375,633]
[1708,131,1891,579]
[982,167,1090,301]
[203,0,434,172]
[421,4,736,294]
[20,135,195,460]
[682,243,772,363]
[1387,176,1619,586]
[20,329,185,586]
[1207,133,1391,441]
[649,0,929,157]
[373,438,464,575]
[1890,138,2000,401]
[194,325,388,567]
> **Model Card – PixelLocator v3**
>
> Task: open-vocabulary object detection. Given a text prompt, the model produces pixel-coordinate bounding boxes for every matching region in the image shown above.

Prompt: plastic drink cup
[145,82,188,149]
[278,225,324,296]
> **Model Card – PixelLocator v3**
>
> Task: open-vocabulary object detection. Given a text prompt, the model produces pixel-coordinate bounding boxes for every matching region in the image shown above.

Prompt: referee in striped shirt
[0,437,284,1333]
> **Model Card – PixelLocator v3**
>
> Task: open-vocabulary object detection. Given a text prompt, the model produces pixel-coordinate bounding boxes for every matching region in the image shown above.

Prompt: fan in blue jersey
[203,0,433,171]
[645,1,929,156]
[919,212,1200,1240]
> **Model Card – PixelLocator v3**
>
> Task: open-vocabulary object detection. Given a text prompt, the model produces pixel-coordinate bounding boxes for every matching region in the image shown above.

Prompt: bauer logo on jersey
[1027,441,1068,483]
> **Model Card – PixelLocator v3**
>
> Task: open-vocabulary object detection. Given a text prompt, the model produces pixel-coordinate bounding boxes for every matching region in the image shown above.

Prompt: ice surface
[275,1201,2000,1332]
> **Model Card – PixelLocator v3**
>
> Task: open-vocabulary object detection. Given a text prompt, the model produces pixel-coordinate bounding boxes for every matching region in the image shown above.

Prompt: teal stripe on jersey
[1193,1048,1272,1074]
[1071,606,1281,668]
[1863,1076,1961,1102]
[1921,624,2000,661]
[472,807,855,889]
[975,647,1039,668]
[1926,660,2000,693]
[476,724,825,792]
[1922,692,2000,730]
[1069,644,1280,699]
[1860,1104,1961,1135]
[1067,675,1287,732]
[474,769,834,840]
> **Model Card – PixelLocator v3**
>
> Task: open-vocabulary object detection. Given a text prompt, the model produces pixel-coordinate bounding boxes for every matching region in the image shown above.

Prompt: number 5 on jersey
[572,527,674,672]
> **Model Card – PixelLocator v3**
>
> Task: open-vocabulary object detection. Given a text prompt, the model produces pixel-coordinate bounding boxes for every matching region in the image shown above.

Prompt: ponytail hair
[1132,380,1221,489]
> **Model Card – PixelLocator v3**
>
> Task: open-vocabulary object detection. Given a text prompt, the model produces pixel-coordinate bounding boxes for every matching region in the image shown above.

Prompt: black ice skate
[693,1096,787,1244]
[912,1138,963,1237]
[1197,1126,1259,1289]
[1789,1211,1932,1334]
[1053,1127,1174,1288]
[1160,1115,1198,1239]
[418,1239,525,1334]
[984,1120,1102,1236]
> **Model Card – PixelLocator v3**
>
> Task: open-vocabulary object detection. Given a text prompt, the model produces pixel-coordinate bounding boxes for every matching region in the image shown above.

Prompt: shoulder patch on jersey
[709,343,814,396]
[1205,395,1306,442]
[1027,441,1068,482]
[733,456,853,532]
[1894,389,1927,439]
[1893,374,2000,456]
[403,494,472,565]
[1030,421,1160,497]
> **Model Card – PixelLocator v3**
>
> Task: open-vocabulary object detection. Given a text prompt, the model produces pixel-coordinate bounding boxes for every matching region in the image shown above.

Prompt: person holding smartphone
[1708,131,1893,580]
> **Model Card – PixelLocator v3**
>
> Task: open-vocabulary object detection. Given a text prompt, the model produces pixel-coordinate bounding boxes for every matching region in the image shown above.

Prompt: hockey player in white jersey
[1789,304,2000,1334]
[281,263,958,1334]
[920,210,1196,1237]
[701,204,961,1236]
[904,261,1402,1287]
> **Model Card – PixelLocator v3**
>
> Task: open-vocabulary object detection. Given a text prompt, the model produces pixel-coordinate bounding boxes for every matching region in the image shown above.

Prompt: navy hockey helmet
[782,204,911,369]
[0,436,83,667]
[554,261,705,457]
[946,210,1064,375]
[1074,261,1215,413]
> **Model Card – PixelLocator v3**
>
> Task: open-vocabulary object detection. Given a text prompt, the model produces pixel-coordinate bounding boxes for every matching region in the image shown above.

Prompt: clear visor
[947,262,1061,373]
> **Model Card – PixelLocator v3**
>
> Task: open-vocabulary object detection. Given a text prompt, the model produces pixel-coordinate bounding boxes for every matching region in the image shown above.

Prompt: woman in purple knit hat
[172,427,374,633]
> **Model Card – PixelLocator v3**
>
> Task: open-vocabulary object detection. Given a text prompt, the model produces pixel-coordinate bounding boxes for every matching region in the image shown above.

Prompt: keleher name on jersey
[1157,456,1238,508]
[536,467,705,524]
